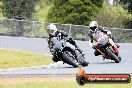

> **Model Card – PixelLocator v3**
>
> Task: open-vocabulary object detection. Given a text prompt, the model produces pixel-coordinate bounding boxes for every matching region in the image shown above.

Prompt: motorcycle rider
[47,23,84,62]
[88,21,114,42]
[88,21,119,56]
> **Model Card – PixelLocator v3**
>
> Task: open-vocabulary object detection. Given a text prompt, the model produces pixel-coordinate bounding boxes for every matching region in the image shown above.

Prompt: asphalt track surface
[0,36,132,75]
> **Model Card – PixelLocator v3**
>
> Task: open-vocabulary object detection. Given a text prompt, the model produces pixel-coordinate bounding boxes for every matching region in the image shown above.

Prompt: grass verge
[0,76,131,88]
[0,49,52,69]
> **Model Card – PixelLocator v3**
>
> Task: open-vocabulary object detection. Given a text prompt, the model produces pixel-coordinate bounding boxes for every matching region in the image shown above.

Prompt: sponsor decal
[76,65,131,85]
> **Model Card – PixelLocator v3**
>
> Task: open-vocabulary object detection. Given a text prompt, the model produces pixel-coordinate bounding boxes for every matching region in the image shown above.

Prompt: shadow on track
[91,61,122,65]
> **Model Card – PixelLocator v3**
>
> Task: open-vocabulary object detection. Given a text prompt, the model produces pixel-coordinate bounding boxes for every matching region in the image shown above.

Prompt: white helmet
[89,21,98,32]
[107,31,111,35]
[47,24,57,34]
[89,21,98,27]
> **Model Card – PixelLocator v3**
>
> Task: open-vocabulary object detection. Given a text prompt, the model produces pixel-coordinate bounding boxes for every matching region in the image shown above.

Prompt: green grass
[0,49,52,69]
[0,79,131,88]
[76,33,86,39]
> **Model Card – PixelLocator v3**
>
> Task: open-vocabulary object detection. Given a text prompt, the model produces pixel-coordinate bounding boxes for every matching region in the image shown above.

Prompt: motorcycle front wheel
[106,48,120,63]
[62,50,79,67]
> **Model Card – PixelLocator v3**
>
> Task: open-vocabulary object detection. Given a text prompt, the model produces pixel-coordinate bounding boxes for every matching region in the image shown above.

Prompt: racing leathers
[88,27,118,56]
[88,26,114,43]
[48,30,83,62]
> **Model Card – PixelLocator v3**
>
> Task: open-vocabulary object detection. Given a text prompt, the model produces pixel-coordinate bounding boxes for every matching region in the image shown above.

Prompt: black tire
[62,51,79,67]
[75,50,88,67]
[76,75,86,85]
[118,55,122,61]
[52,57,59,62]
[106,48,120,63]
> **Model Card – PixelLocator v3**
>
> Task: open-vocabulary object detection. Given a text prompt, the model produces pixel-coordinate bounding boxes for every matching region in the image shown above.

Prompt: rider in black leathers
[47,24,84,62]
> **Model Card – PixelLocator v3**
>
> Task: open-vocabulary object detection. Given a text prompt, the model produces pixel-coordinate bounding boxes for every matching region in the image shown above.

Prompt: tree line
[0,0,132,28]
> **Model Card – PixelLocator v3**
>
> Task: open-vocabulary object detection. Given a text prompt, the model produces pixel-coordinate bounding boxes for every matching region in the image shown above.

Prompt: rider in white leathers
[88,21,120,56]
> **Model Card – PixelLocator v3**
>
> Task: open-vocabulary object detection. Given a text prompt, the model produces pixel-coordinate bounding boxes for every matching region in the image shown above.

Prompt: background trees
[2,0,36,19]
[120,0,132,28]
[0,0,131,28]
[93,5,132,28]
[47,0,103,25]
[119,0,132,13]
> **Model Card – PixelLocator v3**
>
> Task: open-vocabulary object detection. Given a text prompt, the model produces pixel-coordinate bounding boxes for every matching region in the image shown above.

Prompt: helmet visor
[47,29,54,34]
[90,26,97,31]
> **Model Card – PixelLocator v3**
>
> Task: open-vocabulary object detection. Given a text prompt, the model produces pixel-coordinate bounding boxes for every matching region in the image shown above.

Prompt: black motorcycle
[47,36,88,67]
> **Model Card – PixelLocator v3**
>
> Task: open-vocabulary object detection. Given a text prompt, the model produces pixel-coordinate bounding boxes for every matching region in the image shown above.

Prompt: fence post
[69,24,72,35]
[85,26,89,41]
[32,21,35,37]
[15,20,24,36]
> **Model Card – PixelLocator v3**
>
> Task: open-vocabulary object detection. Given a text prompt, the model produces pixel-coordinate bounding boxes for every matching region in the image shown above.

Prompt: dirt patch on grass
[0,75,75,85]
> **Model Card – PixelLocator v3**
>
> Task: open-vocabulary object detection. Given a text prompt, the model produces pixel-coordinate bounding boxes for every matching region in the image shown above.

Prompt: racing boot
[116,44,120,48]
[74,44,85,56]
[113,44,118,53]
[109,38,119,52]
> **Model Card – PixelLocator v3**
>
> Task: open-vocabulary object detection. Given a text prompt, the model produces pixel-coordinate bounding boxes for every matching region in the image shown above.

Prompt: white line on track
[0,61,71,72]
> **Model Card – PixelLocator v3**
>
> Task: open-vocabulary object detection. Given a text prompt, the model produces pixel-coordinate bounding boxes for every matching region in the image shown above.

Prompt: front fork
[109,38,119,54]
[75,50,85,64]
